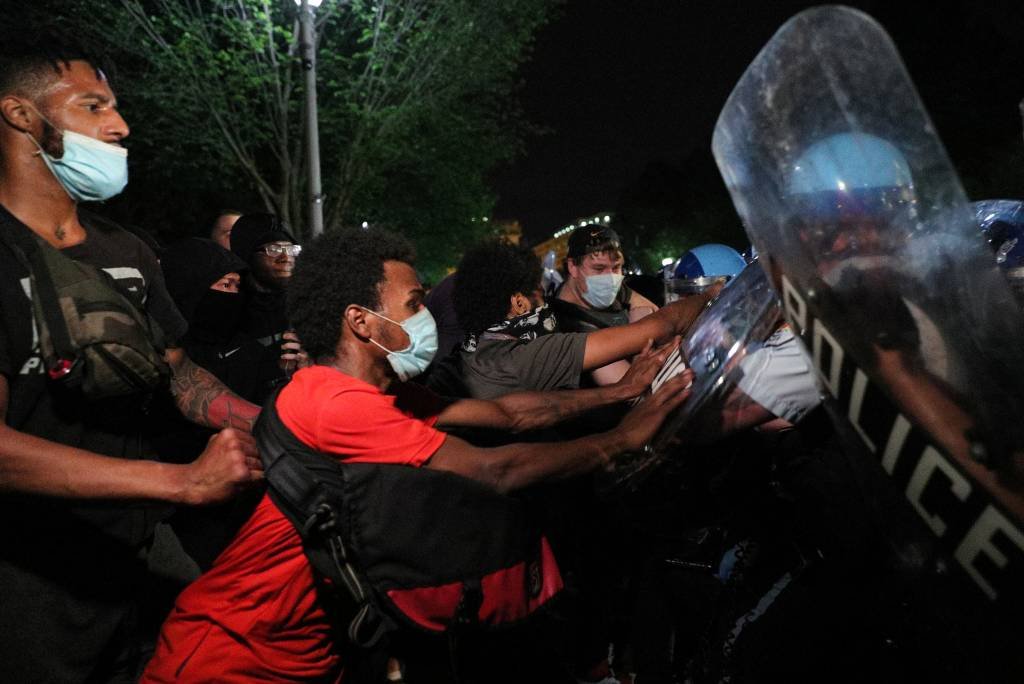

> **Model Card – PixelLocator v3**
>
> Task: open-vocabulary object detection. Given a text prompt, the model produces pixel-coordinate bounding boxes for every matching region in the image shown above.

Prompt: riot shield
[711,1,1023,654]
[600,263,783,493]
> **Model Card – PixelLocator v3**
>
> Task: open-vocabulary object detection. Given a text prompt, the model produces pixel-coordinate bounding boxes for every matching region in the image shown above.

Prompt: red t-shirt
[142,366,447,683]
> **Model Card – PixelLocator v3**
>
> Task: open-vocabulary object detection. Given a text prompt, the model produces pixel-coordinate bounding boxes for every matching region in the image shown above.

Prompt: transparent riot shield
[712,4,1024,616]
[599,263,783,494]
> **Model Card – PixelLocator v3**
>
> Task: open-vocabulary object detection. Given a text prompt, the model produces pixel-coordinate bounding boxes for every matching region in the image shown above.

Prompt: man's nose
[106,110,130,141]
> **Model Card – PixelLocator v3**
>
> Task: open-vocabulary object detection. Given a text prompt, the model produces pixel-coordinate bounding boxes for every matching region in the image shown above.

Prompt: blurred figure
[209,208,242,250]
[541,248,564,296]
[972,199,1024,308]
[422,272,465,363]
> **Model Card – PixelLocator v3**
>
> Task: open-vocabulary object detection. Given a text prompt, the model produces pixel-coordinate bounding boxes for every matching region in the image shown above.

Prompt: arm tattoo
[169,355,259,432]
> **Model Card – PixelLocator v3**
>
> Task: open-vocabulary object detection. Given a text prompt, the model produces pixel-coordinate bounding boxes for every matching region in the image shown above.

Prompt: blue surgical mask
[583,273,624,309]
[362,306,438,381]
[29,128,128,202]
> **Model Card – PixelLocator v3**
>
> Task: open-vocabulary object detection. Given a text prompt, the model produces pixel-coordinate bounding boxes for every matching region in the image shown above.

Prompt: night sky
[494,0,1024,244]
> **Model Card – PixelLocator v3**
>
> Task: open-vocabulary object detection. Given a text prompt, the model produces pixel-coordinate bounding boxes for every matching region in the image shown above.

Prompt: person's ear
[0,96,37,134]
[507,293,525,318]
[343,305,372,340]
[566,258,580,280]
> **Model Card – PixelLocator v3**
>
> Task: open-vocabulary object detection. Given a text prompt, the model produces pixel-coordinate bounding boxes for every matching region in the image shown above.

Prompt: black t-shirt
[0,205,187,549]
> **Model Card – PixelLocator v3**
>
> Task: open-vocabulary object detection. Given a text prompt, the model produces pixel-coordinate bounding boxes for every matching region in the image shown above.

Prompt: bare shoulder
[629,289,658,311]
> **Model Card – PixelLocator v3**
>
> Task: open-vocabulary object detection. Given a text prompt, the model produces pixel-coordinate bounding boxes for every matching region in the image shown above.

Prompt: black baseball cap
[566,225,621,259]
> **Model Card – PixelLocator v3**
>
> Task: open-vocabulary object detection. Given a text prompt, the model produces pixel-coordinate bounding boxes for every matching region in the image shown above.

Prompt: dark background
[494,0,1024,245]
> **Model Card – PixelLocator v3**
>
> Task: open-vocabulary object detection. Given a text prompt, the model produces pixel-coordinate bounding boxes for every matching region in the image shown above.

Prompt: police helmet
[972,199,1024,305]
[668,243,746,297]
[787,132,918,256]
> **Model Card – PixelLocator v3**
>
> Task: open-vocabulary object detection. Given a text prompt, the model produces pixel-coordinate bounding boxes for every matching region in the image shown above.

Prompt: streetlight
[295,0,324,237]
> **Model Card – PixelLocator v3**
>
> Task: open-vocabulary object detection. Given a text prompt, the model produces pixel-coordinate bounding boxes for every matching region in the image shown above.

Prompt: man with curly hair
[142,228,695,683]
[442,239,713,401]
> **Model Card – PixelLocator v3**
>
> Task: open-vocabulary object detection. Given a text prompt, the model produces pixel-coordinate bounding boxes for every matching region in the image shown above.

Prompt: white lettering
[905,446,971,537]
[18,356,42,375]
[101,266,144,283]
[880,414,912,475]
[954,505,1024,601]
[780,275,806,334]
[812,318,843,397]
[847,369,876,453]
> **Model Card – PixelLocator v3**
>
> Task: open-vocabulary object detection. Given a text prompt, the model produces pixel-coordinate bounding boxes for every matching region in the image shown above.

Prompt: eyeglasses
[260,244,302,257]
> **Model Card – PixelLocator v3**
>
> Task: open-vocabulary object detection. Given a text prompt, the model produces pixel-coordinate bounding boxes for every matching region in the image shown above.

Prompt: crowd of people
[1,35,1021,684]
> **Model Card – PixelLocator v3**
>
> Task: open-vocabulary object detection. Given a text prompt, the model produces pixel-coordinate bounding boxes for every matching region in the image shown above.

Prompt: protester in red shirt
[142,228,694,683]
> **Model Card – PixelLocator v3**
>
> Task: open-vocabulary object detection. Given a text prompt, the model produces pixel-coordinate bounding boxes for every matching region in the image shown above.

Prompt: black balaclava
[161,238,249,342]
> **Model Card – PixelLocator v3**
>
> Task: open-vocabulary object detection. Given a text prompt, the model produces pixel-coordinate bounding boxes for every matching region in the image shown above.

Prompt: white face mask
[582,273,624,309]
[361,307,439,381]
[25,107,128,203]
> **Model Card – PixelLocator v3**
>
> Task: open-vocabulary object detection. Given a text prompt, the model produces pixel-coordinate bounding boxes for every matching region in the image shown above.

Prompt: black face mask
[190,289,245,342]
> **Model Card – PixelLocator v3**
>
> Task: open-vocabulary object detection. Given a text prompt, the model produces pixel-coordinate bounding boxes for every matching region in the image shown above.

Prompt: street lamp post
[296,0,324,237]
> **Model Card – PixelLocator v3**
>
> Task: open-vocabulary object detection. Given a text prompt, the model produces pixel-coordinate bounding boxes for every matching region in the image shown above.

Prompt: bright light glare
[661,257,674,266]
[294,0,324,7]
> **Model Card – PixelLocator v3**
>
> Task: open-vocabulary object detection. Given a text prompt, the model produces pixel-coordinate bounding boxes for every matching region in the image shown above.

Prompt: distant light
[295,0,324,6]
[361,221,368,229]
[661,257,674,267]
[482,217,489,222]
[604,215,610,222]
[836,180,847,192]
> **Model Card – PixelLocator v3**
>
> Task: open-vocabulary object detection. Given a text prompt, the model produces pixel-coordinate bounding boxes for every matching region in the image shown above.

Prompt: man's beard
[39,115,64,158]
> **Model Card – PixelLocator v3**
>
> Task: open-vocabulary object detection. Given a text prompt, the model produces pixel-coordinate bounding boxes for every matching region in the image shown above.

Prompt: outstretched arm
[435,338,677,433]
[582,288,719,371]
[165,347,260,433]
[427,370,694,493]
[0,375,261,503]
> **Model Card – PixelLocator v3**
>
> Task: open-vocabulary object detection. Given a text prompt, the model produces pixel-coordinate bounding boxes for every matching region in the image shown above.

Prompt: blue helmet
[973,200,1024,270]
[673,243,747,280]
[787,132,913,199]
[667,243,746,299]
[972,199,1024,307]
[787,132,917,255]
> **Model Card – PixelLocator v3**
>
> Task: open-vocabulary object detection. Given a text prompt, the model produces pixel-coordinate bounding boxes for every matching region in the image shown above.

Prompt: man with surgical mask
[553,225,659,386]
[143,227,696,683]
[0,44,262,680]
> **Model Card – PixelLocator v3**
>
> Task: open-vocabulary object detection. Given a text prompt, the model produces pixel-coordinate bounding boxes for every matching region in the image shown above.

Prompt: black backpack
[254,388,562,648]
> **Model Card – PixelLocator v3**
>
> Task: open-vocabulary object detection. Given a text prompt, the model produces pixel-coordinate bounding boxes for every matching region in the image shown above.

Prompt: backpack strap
[0,223,50,420]
[26,242,80,379]
[255,389,395,649]
[0,223,80,380]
